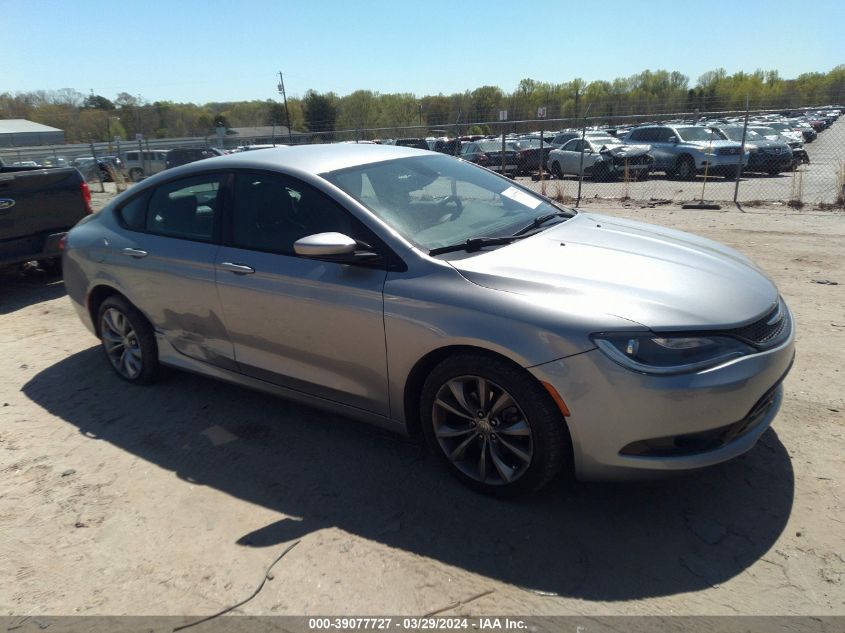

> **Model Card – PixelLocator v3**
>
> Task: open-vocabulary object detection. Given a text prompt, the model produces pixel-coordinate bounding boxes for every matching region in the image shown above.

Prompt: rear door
[558,139,582,174]
[214,170,390,415]
[644,127,674,170]
[106,171,235,368]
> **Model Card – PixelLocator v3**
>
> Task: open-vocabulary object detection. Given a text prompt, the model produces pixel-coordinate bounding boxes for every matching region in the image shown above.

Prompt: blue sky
[4,0,844,104]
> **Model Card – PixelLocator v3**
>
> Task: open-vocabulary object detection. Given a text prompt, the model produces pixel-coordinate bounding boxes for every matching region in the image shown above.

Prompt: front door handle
[219,262,255,275]
[122,247,148,258]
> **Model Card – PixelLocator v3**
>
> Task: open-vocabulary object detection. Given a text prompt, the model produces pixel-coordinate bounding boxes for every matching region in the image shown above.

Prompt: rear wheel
[676,155,697,180]
[420,352,570,496]
[97,296,160,384]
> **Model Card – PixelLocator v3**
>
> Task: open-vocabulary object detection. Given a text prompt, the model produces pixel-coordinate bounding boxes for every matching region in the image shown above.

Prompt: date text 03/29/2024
[307,617,529,630]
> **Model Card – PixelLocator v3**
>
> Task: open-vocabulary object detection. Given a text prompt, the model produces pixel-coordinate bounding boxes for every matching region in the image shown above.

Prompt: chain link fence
[2,107,843,208]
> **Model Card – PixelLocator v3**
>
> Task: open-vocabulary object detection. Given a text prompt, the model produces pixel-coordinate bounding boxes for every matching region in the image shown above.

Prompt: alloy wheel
[100,307,143,380]
[431,375,533,485]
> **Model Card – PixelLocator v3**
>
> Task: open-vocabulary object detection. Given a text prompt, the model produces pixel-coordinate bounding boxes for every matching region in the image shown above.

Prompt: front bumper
[529,323,795,481]
[697,153,747,172]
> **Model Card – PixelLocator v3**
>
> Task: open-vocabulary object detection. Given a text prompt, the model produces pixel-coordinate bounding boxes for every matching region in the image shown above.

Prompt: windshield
[323,154,569,251]
[477,140,518,152]
[750,127,778,136]
[588,136,618,146]
[719,128,764,142]
[675,126,722,142]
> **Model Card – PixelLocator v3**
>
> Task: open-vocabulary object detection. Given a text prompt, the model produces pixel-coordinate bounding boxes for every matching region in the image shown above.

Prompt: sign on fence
[498,110,508,121]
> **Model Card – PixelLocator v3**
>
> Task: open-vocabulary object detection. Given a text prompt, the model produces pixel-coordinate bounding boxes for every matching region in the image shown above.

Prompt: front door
[214,170,390,415]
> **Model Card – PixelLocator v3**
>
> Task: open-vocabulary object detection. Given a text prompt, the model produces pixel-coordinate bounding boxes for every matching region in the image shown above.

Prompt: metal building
[0,119,65,147]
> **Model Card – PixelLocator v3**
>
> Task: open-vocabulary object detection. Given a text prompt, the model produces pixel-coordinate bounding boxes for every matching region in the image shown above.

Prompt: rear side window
[146,175,223,241]
[118,192,151,230]
[117,174,224,241]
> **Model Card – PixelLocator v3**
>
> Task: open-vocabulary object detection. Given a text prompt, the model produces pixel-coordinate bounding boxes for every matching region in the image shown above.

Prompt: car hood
[746,139,791,151]
[680,139,741,149]
[448,212,778,330]
[598,143,652,157]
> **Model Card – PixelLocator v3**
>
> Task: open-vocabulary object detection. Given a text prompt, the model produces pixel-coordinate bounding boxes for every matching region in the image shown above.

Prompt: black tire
[97,295,160,384]
[129,168,144,182]
[551,161,563,179]
[420,352,571,496]
[676,155,697,180]
[592,162,614,182]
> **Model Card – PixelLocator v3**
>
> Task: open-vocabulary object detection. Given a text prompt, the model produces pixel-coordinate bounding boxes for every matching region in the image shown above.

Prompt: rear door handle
[219,262,255,275]
[122,247,148,258]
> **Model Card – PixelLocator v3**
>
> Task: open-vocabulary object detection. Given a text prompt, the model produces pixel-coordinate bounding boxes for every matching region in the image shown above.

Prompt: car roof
[176,143,429,176]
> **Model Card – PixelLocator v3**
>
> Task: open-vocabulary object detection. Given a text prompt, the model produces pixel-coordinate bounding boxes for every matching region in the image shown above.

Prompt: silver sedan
[63,145,794,495]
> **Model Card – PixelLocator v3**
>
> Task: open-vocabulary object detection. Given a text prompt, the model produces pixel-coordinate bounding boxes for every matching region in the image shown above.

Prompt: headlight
[591,333,754,375]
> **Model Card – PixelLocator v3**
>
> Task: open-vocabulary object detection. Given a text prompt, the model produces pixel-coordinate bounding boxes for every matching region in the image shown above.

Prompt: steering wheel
[436,194,464,221]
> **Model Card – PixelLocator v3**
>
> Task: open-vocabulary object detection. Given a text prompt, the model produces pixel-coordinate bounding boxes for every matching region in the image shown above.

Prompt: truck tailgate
[0,168,87,241]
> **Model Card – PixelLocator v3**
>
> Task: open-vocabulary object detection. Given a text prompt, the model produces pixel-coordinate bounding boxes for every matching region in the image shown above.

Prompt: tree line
[2,66,843,143]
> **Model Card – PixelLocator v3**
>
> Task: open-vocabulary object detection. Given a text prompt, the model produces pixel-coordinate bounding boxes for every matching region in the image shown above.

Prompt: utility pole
[277,71,293,144]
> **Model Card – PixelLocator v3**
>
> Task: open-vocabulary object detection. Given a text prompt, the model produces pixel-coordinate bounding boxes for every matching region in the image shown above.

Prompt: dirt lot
[1,202,843,617]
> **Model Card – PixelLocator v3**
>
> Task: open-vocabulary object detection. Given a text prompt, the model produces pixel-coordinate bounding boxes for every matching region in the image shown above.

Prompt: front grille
[723,298,790,348]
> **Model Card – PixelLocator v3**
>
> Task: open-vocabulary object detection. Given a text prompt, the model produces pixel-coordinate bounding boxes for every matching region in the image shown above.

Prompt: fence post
[733,95,750,204]
[540,121,545,182]
[501,129,506,175]
[89,140,105,193]
[576,104,592,207]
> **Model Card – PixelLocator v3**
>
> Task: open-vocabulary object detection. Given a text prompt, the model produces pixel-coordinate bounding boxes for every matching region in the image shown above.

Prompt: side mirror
[294,232,380,261]
[294,232,357,257]
[667,136,678,144]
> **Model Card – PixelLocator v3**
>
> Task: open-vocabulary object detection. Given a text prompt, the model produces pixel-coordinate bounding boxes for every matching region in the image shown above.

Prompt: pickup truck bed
[0,165,91,268]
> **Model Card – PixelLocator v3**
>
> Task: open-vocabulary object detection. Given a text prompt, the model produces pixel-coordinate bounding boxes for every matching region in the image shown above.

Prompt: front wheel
[551,161,563,179]
[676,156,697,180]
[592,162,614,182]
[98,296,160,384]
[420,353,570,496]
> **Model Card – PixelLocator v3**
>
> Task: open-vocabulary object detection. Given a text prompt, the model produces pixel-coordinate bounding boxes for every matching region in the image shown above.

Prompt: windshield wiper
[512,210,570,236]
[429,236,521,256]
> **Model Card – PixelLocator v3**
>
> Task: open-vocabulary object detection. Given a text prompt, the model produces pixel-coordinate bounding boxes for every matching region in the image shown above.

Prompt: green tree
[302,90,338,133]
[83,94,115,110]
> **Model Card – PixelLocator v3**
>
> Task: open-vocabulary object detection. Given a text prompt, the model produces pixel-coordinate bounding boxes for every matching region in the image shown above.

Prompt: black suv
[164,148,224,169]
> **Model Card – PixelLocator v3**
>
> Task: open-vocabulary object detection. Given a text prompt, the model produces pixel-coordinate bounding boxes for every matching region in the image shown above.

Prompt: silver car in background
[63,145,794,495]
[545,134,653,181]
[623,125,748,179]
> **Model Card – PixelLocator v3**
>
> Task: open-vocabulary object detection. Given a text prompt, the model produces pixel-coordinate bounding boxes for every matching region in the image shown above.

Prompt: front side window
[145,174,223,241]
[231,171,374,256]
[324,154,570,251]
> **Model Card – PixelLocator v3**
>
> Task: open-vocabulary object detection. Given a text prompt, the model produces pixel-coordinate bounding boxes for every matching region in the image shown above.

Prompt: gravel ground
[0,203,843,617]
